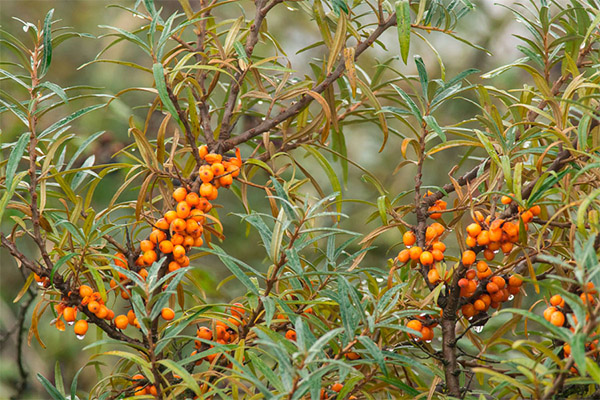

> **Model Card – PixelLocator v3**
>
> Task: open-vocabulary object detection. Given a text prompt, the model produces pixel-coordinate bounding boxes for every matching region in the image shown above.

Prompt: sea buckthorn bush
[1,0,599,399]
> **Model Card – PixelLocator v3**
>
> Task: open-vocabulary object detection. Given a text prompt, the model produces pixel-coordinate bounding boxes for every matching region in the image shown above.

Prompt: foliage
[1,0,600,399]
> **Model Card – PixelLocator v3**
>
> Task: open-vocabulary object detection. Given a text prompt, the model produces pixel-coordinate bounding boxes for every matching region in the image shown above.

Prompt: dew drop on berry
[474,326,483,333]
[508,295,514,301]
[76,334,85,340]
[68,321,74,326]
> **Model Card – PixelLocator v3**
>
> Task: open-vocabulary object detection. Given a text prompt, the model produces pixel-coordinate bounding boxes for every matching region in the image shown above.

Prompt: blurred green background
[0,0,526,397]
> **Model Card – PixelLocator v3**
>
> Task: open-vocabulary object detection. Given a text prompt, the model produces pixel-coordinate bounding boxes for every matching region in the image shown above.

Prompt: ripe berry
[420,251,434,266]
[159,240,174,254]
[420,326,434,341]
[173,187,187,202]
[403,231,416,247]
[462,250,476,265]
[550,295,564,307]
[176,201,191,219]
[185,192,200,207]
[115,315,128,329]
[431,249,444,261]
[332,383,344,392]
[500,195,513,205]
[529,205,541,216]
[466,223,482,237]
[63,307,77,323]
[88,301,100,314]
[397,249,410,263]
[140,240,154,252]
[550,311,565,327]
[161,307,175,321]
[197,327,212,341]
[79,285,93,298]
[406,319,422,332]
[285,329,297,341]
[173,245,186,259]
[409,246,423,261]
[74,320,88,336]
[427,268,441,284]
[432,241,446,252]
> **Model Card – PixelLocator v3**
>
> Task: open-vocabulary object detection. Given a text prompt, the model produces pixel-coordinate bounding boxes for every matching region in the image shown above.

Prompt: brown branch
[221,13,399,152]
[165,84,203,166]
[217,0,283,143]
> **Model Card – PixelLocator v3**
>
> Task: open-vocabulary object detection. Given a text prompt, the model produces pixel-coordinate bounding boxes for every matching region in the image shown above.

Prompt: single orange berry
[550,294,564,307]
[176,201,191,219]
[483,249,495,261]
[159,240,174,254]
[403,231,416,247]
[332,383,344,392]
[501,195,513,205]
[474,299,486,311]
[431,248,444,261]
[477,230,491,246]
[161,307,175,321]
[421,326,434,341]
[529,205,541,216]
[173,187,188,203]
[73,320,88,336]
[420,251,434,266]
[397,249,410,263]
[115,315,129,329]
[79,285,93,298]
[63,307,77,323]
[409,246,423,261]
[197,327,212,341]
[508,275,523,287]
[285,329,297,341]
[466,223,482,238]
[173,245,186,259]
[462,250,476,265]
[428,268,441,284]
[466,269,476,280]
[171,218,187,232]
[432,241,446,252]
[149,229,167,244]
[550,311,565,327]
[465,236,477,248]
[406,319,423,333]
[462,304,476,318]
[88,301,100,314]
[486,282,499,293]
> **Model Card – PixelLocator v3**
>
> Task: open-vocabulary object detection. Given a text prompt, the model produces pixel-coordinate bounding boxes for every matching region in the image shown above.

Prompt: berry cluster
[458,271,523,318]
[190,303,246,366]
[396,222,447,285]
[406,316,437,342]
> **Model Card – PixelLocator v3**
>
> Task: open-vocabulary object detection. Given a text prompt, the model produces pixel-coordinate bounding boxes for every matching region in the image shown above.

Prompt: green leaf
[586,357,600,385]
[5,132,28,190]
[0,171,28,225]
[396,0,411,64]
[303,145,342,214]
[208,245,260,295]
[152,63,182,125]
[390,84,422,121]
[357,336,388,376]
[39,9,54,77]
[423,115,445,142]
[36,81,68,104]
[498,308,570,342]
[570,333,587,375]
[39,104,105,138]
[414,55,428,102]
[158,359,202,396]
[50,253,78,285]
[36,373,66,400]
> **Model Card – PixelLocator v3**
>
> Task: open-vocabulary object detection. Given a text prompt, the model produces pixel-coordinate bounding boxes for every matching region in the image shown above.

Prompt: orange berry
[581,292,594,305]
[74,320,88,336]
[197,327,212,341]
[173,187,187,202]
[406,319,423,332]
[205,153,222,164]
[143,250,157,265]
[332,383,344,392]
[543,306,557,321]
[96,305,109,319]
[421,326,434,341]
[127,310,136,325]
[134,386,147,396]
[501,195,513,205]
[230,303,245,318]
[155,218,169,231]
[164,210,177,223]
[479,294,492,307]
[149,229,167,244]
[501,242,513,254]
[198,197,212,212]
[211,163,225,176]
[466,223,482,237]
[432,241,446,252]
[420,251,434,266]
[466,269,476,280]
[458,278,469,288]
[409,246,423,261]
[477,231,490,246]
[199,166,214,183]
[477,268,492,280]
[508,275,523,287]
[428,268,441,284]
[431,222,444,236]
[397,249,410,263]
[486,282,499,293]
[403,231,416,247]
[474,211,484,222]
[115,315,128,329]
[200,183,215,198]
[483,249,495,261]
[285,329,297,341]
[189,209,206,224]
[346,351,360,360]
[508,285,520,295]
[474,299,486,312]
[177,256,190,267]
[88,301,101,314]
[489,228,502,242]
[193,236,204,247]
[550,294,564,307]
[148,386,158,396]
[140,240,154,252]
[186,219,200,235]
[161,307,175,321]
[462,304,476,318]
[219,174,233,187]
[171,218,187,232]
[173,245,186,259]
[431,249,444,261]
[183,235,195,248]
[462,250,476,265]
[139,268,148,280]
[563,344,571,355]
[176,201,191,219]
[171,233,184,245]
[198,145,208,159]
[425,226,437,242]
[491,276,506,289]
[168,261,181,272]
[550,311,565,327]
[521,210,533,223]
[63,307,77,323]
[185,192,200,207]
[79,285,93,298]
[159,240,174,254]
[465,236,477,248]
[529,205,541,216]
[476,261,489,273]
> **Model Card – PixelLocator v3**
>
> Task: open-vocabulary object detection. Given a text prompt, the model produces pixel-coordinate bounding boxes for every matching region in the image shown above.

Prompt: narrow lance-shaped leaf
[396,0,411,64]
[39,9,54,78]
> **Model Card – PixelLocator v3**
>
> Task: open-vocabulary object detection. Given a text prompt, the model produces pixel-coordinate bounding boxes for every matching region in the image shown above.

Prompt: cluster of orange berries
[397,222,447,284]
[428,196,447,219]
[190,303,245,366]
[406,316,437,342]
[459,271,523,318]
[130,374,158,397]
[56,284,176,338]
[543,287,597,327]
